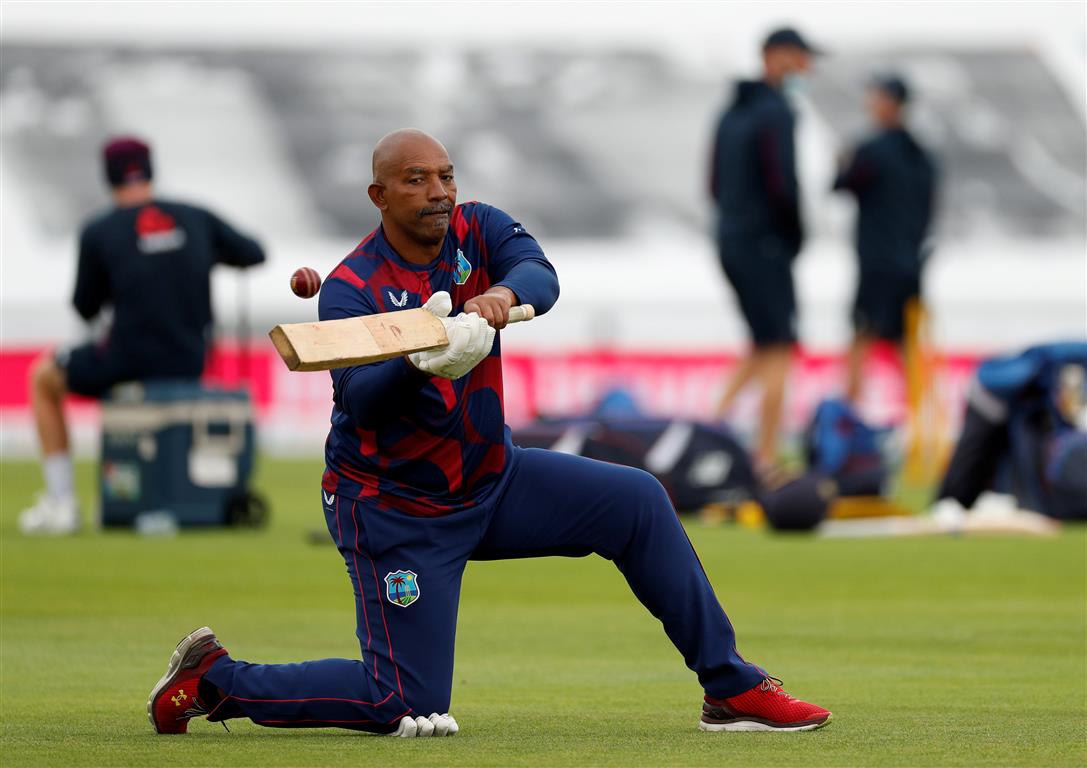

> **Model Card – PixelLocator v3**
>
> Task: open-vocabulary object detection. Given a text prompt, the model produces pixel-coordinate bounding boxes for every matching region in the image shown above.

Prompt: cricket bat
[269,305,535,372]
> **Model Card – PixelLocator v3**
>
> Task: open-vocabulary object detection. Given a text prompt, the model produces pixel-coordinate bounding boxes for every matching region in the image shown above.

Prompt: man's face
[866,88,902,128]
[785,47,812,76]
[764,46,813,86]
[370,139,457,247]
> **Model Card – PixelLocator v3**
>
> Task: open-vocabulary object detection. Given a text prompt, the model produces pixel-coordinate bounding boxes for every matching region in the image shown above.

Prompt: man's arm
[709,114,726,205]
[72,226,109,321]
[920,152,938,240]
[833,142,876,195]
[469,205,559,327]
[757,110,804,253]
[206,210,266,268]
[318,270,428,428]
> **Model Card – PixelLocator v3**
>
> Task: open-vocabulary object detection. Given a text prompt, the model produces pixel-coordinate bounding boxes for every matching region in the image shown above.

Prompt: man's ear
[367,183,387,210]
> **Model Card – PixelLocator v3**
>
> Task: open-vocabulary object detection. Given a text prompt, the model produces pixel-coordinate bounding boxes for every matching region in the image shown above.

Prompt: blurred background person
[932,341,1087,524]
[710,27,820,473]
[833,74,937,404]
[19,137,266,535]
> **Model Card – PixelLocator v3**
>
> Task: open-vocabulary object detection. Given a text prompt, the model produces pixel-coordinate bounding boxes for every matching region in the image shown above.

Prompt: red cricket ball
[290,267,321,299]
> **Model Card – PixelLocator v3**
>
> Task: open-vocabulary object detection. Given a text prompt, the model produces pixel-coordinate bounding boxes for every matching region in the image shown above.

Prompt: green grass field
[2,458,1085,767]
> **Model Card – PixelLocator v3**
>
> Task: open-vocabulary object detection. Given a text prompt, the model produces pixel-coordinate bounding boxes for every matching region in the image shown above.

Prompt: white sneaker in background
[929,497,967,532]
[973,491,1021,517]
[18,495,81,535]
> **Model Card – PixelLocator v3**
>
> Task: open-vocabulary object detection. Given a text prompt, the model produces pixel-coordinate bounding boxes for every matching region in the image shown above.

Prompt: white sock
[42,453,74,502]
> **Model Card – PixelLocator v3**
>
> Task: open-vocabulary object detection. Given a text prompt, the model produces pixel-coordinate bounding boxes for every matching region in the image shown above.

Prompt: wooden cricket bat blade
[269,304,536,372]
[269,308,448,372]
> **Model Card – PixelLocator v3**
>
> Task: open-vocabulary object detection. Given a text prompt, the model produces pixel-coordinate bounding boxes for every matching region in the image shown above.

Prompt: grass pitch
[2,458,1084,767]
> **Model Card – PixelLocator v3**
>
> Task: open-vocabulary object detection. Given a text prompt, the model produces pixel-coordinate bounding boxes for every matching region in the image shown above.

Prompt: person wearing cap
[19,137,266,535]
[833,75,937,403]
[710,27,821,473]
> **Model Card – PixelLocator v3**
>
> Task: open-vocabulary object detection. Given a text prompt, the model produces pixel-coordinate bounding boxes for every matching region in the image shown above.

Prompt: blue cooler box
[99,380,259,528]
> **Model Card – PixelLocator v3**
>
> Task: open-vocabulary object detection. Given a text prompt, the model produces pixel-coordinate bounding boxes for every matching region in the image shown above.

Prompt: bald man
[148,130,831,737]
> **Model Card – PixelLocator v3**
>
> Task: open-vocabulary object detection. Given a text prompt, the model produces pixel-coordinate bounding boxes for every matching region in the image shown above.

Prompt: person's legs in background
[717,237,797,472]
[755,343,795,469]
[845,332,873,404]
[20,351,79,534]
[715,245,764,421]
[848,267,918,406]
[716,344,795,472]
[714,352,762,418]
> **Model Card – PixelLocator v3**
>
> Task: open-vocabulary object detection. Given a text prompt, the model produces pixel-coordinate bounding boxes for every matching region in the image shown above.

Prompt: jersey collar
[375,224,452,273]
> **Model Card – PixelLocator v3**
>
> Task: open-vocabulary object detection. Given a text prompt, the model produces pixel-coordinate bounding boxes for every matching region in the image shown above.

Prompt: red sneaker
[700,677,832,732]
[147,627,229,734]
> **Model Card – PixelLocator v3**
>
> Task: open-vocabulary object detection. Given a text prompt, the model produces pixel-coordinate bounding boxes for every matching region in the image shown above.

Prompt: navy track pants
[203,447,763,732]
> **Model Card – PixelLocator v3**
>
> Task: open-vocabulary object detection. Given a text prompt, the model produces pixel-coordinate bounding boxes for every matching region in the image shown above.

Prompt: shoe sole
[146,626,216,733]
[699,713,833,732]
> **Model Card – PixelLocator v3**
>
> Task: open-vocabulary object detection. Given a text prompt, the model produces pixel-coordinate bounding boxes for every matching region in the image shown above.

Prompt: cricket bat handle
[507,304,535,324]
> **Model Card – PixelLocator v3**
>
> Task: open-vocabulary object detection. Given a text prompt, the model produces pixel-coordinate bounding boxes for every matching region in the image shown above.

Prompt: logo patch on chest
[387,289,409,307]
[135,206,186,254]
[454,249,472,285]
[384,570,420,607]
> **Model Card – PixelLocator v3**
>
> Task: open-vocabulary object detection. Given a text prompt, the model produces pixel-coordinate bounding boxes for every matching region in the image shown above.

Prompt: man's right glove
[408,291,496,380]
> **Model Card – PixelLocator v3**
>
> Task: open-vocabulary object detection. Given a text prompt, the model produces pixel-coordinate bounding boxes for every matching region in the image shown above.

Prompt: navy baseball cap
[762,27,825,55]
[103,136,153,187]
[871,73,911,103]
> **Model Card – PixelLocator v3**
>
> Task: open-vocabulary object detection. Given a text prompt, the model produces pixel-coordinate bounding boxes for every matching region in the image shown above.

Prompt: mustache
[417,203,453,218]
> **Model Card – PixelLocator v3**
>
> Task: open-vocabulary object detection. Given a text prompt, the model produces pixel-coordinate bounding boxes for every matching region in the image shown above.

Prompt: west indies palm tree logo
[384,570,420,607]
[454,249,472,285]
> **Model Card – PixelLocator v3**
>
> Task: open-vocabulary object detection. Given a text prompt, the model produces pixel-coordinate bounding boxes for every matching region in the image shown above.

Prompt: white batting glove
[408,300,495,380]
[389,712,459,737]
[428,711,460,736]
[419,290,453,320]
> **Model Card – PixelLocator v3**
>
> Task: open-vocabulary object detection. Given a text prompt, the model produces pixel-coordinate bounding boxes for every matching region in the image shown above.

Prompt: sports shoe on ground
[700,677,832,732]
[929,497,968,531]
[18,494,80,535]
[147,626,229,734]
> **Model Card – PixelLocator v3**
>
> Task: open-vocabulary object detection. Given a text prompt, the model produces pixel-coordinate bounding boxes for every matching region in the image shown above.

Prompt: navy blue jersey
[710,80,803,254]
[319,202,559,517]
[73,200,264,379]
[973,341,1087,426]
[834,128,936,273]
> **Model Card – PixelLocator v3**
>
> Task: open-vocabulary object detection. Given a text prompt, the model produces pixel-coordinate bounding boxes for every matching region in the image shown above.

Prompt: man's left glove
[408,292,495,380]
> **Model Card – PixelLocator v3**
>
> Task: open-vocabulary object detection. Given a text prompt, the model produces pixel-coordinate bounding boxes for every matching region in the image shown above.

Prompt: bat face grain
[269,309,449,371]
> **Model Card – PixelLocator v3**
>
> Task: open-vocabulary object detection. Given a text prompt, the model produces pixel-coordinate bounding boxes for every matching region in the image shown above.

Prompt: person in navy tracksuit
[711,28,822,472]
[148,129,831,737]
[833,74,937,404]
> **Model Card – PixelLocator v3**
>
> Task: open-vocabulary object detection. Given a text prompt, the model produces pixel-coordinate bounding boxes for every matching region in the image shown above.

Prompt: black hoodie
[709,80,803,256]
[834,127,937,274]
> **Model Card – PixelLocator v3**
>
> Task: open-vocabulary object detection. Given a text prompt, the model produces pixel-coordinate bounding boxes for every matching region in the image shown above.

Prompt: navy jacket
[834,128,936,274]
[74,200,265,378]
[710,80,803,255]
[318,202,559,516]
